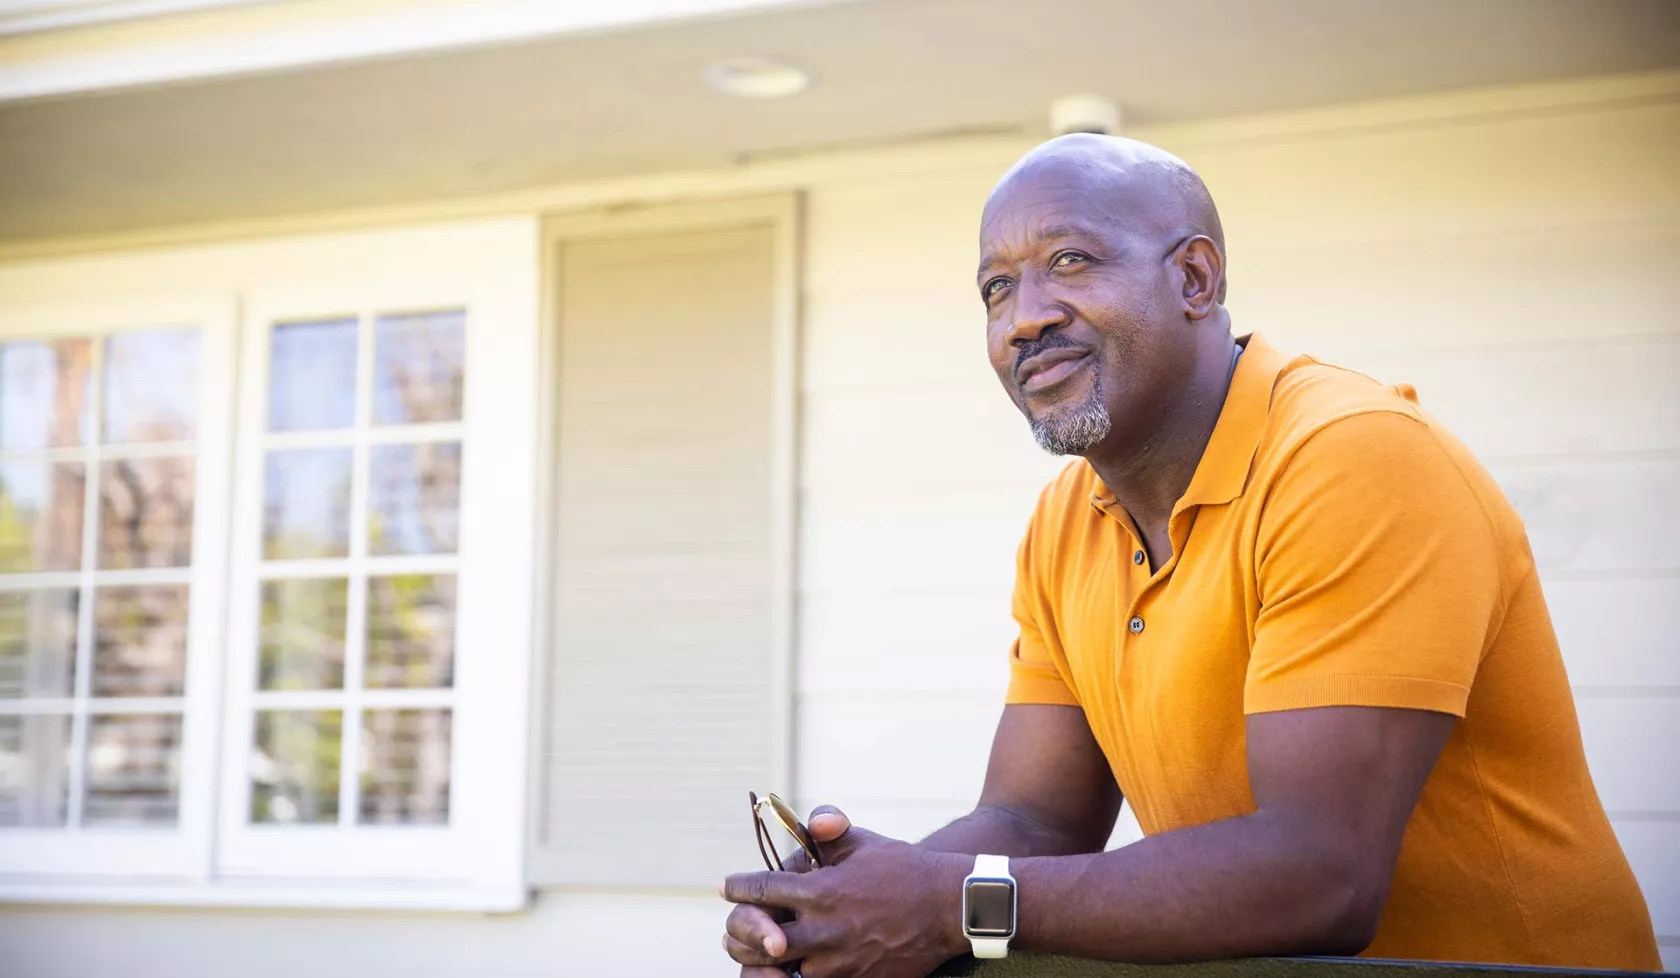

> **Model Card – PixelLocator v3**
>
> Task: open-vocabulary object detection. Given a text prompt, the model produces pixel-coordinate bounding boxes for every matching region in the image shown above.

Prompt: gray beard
[1028,389,1112,456]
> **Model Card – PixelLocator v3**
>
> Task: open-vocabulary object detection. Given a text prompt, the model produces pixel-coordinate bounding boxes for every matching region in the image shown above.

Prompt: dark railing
[931,954,1664,978]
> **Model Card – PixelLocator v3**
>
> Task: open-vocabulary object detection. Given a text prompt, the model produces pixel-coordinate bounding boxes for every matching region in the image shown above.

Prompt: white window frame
[216,280,529,896]
[0,217,540,909]
[0,294,235,881]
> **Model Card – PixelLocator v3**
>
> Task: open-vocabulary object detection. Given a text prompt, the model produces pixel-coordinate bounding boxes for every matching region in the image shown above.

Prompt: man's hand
[721,806,969,978]
[721,805,848,976]
[720,705,1118,976]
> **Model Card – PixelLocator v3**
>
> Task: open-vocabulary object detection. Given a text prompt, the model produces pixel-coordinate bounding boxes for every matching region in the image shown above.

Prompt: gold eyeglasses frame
[749,791,824,872]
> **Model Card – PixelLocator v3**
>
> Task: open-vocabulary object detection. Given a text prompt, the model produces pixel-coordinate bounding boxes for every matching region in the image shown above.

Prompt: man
[721,134,1661,977]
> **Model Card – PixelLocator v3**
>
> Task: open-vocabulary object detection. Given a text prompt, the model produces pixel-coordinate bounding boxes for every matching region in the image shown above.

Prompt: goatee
[1029,387,1112,456]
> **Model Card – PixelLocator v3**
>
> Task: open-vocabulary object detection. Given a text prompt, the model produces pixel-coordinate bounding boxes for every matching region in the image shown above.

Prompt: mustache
[1013,332,1091,383]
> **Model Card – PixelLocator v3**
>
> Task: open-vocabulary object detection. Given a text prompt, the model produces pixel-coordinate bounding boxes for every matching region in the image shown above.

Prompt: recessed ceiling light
[703,57,811,99]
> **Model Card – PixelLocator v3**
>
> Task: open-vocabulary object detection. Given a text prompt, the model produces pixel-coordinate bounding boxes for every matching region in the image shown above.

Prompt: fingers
[723,933,780,968]
[725,901,790,959]
[740,969,787,978]
[724,917,836,967]
[807,804,851,844]
[808,803,859,868]
[779,919,839,960]
[723,869,815,910]
[808,804,887,864]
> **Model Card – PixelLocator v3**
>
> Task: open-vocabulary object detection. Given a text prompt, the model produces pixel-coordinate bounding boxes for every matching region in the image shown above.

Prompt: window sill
[0,879,530,913]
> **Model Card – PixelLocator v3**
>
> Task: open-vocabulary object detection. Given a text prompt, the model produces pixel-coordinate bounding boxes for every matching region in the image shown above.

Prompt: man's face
[978,170,1189,456]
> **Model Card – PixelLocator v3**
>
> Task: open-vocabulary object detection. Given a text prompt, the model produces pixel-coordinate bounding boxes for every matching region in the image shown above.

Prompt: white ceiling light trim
[703,56,811,98]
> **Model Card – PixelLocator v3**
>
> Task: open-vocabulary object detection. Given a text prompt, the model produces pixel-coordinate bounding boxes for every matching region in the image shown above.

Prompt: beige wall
[1,74,1676,975]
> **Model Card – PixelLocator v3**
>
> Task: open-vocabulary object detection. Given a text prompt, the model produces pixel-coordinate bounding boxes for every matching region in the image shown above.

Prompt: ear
[1174,235,1225,320]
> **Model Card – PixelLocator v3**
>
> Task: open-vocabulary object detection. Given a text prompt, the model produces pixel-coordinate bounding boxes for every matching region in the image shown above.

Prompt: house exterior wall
[0,74,1675,976]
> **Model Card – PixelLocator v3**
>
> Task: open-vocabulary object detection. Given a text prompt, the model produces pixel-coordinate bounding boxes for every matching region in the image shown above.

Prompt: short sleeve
[1005,507,1080,707]
[1245,412,1504,718]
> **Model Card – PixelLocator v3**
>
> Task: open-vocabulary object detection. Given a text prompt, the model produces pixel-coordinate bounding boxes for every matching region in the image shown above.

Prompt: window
[216,284,534,896]
[218,302,476,881]
[0,219,539,907]
[0,297,233,880]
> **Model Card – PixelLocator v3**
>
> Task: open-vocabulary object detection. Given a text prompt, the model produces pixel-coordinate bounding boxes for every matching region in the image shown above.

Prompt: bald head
[983,133,1226,300]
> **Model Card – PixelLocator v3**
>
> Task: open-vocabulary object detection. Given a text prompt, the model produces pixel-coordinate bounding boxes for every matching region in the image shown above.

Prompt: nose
[1003,271,1069,346]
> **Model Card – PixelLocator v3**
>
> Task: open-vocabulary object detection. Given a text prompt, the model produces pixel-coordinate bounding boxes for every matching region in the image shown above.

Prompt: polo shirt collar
[1176,331,1288,509]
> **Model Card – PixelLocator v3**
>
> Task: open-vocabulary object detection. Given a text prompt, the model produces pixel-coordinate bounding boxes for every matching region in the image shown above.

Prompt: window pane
[0,338,91,449]
[259,578,347,690]
[103,330,200,444]
[92,585,188,698]
[365,574,455,689]
[0,461,85,573]
[84,712,182,826]
[373,311,464,425]
[98,457,195,569]
[0,713,70,826]
[269,319,357,432]
[251,709,341,824]
[369,442,460,556]
[0,589,78,698]
[263,448,351,560]
[360,708,450,825]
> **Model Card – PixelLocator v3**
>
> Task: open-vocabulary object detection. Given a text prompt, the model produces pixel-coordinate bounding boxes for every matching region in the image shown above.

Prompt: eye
[981,277,1013,302]
[1052,250,1090,268]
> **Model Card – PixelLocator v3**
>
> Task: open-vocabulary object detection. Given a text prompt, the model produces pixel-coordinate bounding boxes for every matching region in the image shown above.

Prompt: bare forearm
[1002,809,1380,963]
[918,803,1102,858]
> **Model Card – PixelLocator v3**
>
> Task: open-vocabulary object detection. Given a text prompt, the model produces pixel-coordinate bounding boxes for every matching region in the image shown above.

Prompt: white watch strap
[967,854,1013,959]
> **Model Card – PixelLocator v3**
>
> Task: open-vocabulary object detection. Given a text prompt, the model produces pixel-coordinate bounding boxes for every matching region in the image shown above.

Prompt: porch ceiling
[1,0,1676,243]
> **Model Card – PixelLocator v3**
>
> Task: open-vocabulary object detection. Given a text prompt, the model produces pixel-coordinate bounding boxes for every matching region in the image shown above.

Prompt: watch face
[964,880,1015,937]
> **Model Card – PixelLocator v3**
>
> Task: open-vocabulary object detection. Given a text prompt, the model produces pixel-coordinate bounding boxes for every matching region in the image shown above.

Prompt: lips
[1016,347,1091,393]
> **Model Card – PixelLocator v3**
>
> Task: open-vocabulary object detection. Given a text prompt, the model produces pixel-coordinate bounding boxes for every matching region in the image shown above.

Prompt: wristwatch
[961,854,1016,958]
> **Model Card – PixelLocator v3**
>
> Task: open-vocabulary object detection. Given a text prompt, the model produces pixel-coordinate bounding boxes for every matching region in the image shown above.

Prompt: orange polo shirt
[1006,333,1659,970]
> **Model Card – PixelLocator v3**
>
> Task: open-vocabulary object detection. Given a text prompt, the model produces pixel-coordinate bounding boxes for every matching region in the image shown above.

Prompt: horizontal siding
[1576,697,1680,813]
[1197,100,1680,249]
[1338,333,1680,460]
[801,379,1062,492]
[801,186,990,395]
[1238,221,1680,354]
[799,590,1014,694]
[1615,820,1680,943]
[796,691,1000,805]
[1490,456,1680,575]
[799,485,1034,595]
[1548,577,1680,687]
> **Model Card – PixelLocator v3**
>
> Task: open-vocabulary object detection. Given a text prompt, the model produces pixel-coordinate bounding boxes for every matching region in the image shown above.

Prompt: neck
[1084,324,1239,538]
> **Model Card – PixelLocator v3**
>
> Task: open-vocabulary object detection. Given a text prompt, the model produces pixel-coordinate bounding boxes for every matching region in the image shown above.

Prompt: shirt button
[1129,616,1145,634]
[1133,550,1145,565]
